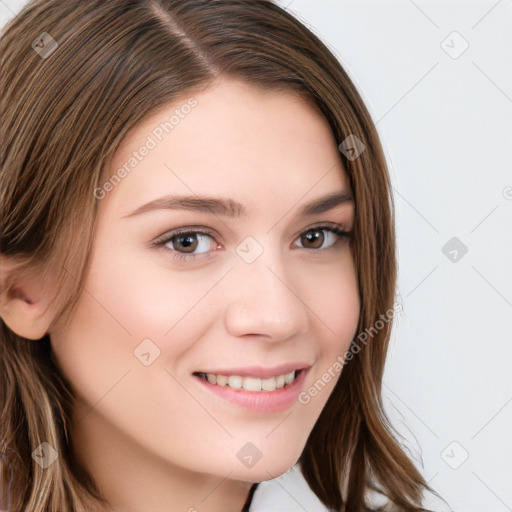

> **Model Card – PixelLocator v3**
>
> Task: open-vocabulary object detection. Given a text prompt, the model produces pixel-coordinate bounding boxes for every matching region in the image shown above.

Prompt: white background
[1,1,511,511]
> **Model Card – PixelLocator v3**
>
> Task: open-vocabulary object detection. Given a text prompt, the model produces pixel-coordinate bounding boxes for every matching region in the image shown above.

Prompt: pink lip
[193,363,311,379]
[193,367,310,413]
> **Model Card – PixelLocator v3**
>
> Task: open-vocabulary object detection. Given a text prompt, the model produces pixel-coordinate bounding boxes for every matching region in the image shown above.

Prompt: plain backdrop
[1,1,511,511]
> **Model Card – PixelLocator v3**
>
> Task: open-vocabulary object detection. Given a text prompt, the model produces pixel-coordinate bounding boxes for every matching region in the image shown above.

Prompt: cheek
[306,252,360,350]
[82,243,226,339]
[49,245,225,403]
[83,247,169,335]
[297,254,360,405]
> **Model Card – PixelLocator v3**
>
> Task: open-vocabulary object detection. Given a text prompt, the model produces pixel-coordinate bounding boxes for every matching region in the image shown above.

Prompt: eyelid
[151,226,217,247]
[293,221,350,238]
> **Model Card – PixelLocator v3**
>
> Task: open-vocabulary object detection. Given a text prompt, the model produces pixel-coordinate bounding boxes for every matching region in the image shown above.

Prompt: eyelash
[152,223,351,263]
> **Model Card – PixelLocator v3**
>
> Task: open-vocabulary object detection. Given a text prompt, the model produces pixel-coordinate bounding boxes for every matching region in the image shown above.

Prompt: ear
[0,256,56,340]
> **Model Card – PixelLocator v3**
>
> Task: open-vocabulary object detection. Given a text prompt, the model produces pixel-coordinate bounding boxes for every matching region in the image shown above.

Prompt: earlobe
[0,257,55,340]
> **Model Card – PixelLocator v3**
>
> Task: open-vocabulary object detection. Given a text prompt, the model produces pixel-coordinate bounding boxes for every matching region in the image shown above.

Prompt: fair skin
[0,78,359,511]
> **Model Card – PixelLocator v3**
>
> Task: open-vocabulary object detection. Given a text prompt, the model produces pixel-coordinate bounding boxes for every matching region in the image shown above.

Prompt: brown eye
[162,232,215,255]
[171,233,199,253]
[294,225,350,250]
[300,229,325,249]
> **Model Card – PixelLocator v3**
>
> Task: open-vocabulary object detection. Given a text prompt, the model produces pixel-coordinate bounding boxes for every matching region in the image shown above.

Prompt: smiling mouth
[193,370,301,392]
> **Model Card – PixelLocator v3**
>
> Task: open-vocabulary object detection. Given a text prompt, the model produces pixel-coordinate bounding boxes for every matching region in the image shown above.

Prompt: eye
[153,228,220,262]
[294,224,350,250]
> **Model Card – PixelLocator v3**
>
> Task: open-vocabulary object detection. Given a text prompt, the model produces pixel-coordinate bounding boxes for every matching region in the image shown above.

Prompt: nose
[222,246,309,341]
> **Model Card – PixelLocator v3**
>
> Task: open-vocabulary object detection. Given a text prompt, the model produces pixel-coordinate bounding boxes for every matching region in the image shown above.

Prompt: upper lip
[194,363,312,379]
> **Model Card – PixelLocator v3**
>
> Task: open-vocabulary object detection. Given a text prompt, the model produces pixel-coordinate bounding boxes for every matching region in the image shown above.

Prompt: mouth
[192,369,301,392]
[191,366,310,413]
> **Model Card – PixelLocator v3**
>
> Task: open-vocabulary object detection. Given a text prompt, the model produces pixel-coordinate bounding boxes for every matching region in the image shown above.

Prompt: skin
[2,78,360,511]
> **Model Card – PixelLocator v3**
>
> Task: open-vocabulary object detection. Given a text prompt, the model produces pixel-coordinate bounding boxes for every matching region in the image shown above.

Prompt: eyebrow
[123,190,353,219]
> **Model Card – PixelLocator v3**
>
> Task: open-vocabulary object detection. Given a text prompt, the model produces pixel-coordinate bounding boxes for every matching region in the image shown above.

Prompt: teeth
[198,370,298,392]
[243,377,261,391]
[261,377,276,391]
[228,375,242,389]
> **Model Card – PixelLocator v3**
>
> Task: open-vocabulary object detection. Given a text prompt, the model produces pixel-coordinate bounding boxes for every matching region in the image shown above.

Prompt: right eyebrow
[123,195,247,219]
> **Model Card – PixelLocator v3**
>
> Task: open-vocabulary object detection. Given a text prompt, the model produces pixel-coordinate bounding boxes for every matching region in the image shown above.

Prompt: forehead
[103,78,350,214]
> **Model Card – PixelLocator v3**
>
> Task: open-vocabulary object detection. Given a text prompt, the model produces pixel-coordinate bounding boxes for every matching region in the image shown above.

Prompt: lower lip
[194,369,309,413]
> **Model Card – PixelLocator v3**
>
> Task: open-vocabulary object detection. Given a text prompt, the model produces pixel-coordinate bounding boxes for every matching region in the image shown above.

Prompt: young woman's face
[50,78,359,504]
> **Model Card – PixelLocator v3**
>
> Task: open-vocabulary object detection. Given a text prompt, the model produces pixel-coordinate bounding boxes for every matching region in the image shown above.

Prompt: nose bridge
[223,240,309,339]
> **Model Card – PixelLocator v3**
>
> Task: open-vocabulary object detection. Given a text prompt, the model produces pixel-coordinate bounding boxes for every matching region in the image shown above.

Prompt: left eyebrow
[122,190,353,219]
[298,191,354,216]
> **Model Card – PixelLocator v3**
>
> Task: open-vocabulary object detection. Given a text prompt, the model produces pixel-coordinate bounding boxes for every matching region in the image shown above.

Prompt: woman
[0,0,447,510]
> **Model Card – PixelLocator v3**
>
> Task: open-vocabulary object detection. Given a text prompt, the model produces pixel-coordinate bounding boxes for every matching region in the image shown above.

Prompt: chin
[229,452,301,483]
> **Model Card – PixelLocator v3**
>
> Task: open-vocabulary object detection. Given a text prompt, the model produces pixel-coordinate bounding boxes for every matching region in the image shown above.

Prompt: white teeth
[228,375,242,389]
[285,371,295,384]
[261,377,276,391]
[243,377,261,391]
[200,370,298,392]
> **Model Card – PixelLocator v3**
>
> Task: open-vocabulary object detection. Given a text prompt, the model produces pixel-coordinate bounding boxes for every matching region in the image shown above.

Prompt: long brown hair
[1,1,439,510]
